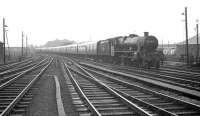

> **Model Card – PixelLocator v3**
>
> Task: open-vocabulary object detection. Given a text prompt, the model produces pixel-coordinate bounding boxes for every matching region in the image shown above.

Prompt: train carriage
[65,44,78,56]
[36,32,160,69]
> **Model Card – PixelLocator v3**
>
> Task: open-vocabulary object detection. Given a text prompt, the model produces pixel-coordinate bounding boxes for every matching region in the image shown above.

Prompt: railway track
[78,59,200,92]
[0,58,48,84]
[80,61,200,100]
[160,64,200,76]
[66,58,200,116]
[0,57,36,72]
[104,64,200,91]
[0,57,49,85]
[0,57,44,78]
[0,57,53,116]
[161,62,200,73]
[72,56,200,78]
[62,61,151,116]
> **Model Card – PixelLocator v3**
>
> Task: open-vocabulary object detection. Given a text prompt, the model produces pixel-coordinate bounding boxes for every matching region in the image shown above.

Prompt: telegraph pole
[26,35,28,56]
[3,18,6,64]
[22,31,24,57]
[196,20,199,63]
[185,7,189,65]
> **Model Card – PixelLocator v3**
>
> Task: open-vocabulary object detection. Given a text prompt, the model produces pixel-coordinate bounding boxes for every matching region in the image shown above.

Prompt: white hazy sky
[0,0,199,47]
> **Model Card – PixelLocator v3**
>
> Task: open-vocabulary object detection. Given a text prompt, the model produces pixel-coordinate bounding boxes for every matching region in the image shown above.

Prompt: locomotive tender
[37,32,160,68]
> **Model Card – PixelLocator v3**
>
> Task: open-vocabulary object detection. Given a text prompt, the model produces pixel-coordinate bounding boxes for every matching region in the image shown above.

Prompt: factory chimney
[144,32,149,36]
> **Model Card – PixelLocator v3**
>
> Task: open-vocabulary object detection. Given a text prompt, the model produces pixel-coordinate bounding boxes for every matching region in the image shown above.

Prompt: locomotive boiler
[97,32,160,68]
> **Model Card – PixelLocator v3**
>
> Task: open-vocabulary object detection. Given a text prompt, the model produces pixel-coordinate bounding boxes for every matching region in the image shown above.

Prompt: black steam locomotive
[37,32,160,68]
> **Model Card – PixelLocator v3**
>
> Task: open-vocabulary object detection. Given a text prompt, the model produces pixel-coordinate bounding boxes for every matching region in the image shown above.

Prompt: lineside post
[26,35,28,56]
[185,7,189,65]
[22,31,24,57]
[196,20,199,63]
[3,18,6,64]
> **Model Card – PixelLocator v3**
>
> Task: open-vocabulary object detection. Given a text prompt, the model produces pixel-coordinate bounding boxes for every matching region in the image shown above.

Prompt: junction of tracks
[0,55,200,116]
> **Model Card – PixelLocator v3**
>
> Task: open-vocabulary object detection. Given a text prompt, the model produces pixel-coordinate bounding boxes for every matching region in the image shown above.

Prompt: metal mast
[3,18,6,64]
[196,20,199,63]
[26,35,28,56]
[22,31,24,57]
[185,7,189,65]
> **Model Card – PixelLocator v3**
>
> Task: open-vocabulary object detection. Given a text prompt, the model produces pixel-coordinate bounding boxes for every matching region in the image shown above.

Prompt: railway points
[83,61,200,91]
[1,54,200,115]
[62,56,200,115]
[2,1,200,115]
[30,29,200,115]
[63,60,150,116]
[74,61,200,115]
[80,62,200,100]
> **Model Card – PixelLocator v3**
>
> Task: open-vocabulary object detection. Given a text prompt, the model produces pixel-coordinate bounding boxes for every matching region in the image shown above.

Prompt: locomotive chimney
[144,32,149,36]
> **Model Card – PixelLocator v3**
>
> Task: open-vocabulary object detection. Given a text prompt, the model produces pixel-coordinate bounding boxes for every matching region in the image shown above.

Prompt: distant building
[158,44,176,55]
[175,34,200,57]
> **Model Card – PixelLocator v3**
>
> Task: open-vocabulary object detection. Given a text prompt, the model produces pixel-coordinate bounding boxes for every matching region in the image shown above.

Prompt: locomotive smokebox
[144,32,149,36]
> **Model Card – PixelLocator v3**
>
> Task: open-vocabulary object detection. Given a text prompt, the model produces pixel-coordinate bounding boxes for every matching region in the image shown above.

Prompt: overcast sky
[0,0,199,47]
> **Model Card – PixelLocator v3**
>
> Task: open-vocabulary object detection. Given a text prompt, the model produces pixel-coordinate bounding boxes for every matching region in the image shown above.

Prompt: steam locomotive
[37,32,160,69]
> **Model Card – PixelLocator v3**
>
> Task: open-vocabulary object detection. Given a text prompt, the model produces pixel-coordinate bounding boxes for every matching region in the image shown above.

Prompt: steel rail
[0,60,41,77]
[86,59,200,82]
[82,66,200,115]
[161,64,200,73]
[77,56,200,77]
[80,62,200,99]
[116,63,200,80]
[106,66,200,91]
[0,59,48,84]
[71,66,176,116]
[0,57,36,71]
[66,59,151,116]
[120,64,200,84]
[0,57,53,116]
[153,68,200,78]
[63,61,101,116]
[0,57,49,89]
[81,60,200,92]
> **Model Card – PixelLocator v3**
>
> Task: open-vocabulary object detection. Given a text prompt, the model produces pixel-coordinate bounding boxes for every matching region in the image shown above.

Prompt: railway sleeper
[76,107,90,113]
[87,96,114,100]
[97,106,130,111]
[0,96,16,99]
[83,91,108,95]
[89,99,119,103]
[172,109,200,116]
[163,106,188,111]
[100,110,136,116]
[11,108,26,114]
[0,93,20,96]
[73,100,84,105]
[124,91,147,95]
[2,87,24,90]
[97,103,124,107]
[82,89,106,92]
[85,93,111,97]
[78,112,92,116]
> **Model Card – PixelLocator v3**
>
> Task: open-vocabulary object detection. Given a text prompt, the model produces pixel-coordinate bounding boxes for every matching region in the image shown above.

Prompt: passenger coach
[36,32,161,69]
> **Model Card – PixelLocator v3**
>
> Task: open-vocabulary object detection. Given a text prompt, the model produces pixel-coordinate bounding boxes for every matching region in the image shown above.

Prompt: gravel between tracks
[26,75,58,116]
[55,59,78,116]
[26,58,78,116]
